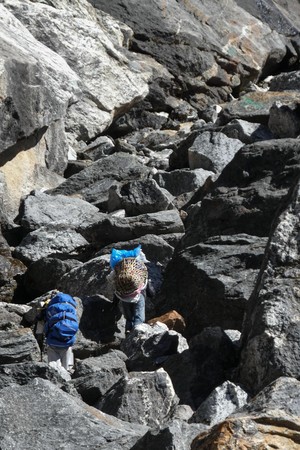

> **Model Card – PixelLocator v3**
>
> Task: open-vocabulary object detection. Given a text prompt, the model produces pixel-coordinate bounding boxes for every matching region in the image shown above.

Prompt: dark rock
[77,294,121,343]
[238,178,300,394]
[81,178,118,211]
[187,130,243,173]
[0,302,30,330]
[79,209,184,246]
[181,139,300,248]
[221,119,274,144]
[107,179,175,216]
[47,153,152,197]
[155,235,267,338]
[0,361,77,395]
[72,352,128,405]
[120,322,188,371]
[64,160,92,178]
[154,168,214,197]
[270,70,300,91]
[0,328,40,364]
[268,101,300,138]
[23,257,82,300]
[131,419,207,450]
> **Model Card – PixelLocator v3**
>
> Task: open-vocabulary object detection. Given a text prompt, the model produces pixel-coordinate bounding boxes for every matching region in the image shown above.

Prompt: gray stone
[92,0,287,112]
[268,101,300,138]
[221,119,274,144]
[154,168,214,197]
[48,153,152,197]
[0,3,80,152]
[0,328,40,364]
[190,381,248,426]
[181,139,300,248]
[240,377,300,417]
[17,191,100,232]
[73,352,128,405]
[13,227,90,264]
[0,378,148,449]
[0,361,77,395]
[23,257,82,300]
[270,70,300,91]
[188,131,243,173]
[238,180,300,394]
[107,179,175,215]
[131,419,207,450]
[58,255,111,299]
[219,90,300,124]
[0,302,30,330]
[156,235,267,338]
[120,322,189,371]
[96,368,179,427]
[80,209,184,246]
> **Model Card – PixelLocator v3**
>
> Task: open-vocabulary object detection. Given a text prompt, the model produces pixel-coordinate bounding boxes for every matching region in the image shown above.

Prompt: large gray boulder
[0,3,80,152]
[120,322,189,371]
[238,178,300,394]
[4,0,151,149]
[0,361,77,394]
[0,302,30,330]
[155,235,267,338]
[188,131,243,174]
[0,378,148,450]
[80,209,184,246]
[0,328,40,364]
[17,191,100,232]
[72,351,128,405]
[91,0,288,112]
[48,153,152,198]
[107,179,175,215]
[153,168,214,197]
[13,227,90,264]
[96,368,179,427]
[181,139,300,248]
[189,381,248,426]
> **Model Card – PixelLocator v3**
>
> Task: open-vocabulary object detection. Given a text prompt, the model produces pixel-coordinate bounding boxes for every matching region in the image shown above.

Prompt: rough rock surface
[1,0,300,448]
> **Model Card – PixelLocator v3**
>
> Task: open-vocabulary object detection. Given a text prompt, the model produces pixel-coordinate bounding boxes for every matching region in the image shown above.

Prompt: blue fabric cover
[45,293,78,348]
[110,245,141,269]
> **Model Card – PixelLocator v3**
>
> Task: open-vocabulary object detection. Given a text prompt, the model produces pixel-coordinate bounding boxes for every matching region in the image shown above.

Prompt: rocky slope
[1,0,300,448]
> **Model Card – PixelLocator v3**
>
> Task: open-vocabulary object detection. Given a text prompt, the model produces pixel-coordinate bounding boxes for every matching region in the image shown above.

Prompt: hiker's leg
[132,294,145,328]
[122,301,134,332]
[47,346,62,367]
[61,347,74,371]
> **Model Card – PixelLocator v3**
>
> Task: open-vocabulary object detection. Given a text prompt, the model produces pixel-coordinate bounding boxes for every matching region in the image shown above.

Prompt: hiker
[35,291,79,373]
[109,245,150,334]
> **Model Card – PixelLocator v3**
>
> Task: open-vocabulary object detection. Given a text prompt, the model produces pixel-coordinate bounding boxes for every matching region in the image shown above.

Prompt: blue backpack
[44,292,79,348]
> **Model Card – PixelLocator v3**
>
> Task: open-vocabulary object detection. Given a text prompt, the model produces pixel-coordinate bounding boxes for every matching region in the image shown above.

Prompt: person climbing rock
[35,291,79,373]
[108,245,150,334]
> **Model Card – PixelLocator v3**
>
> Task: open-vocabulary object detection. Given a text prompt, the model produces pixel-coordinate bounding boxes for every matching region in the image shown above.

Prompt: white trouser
[47,346,74,371]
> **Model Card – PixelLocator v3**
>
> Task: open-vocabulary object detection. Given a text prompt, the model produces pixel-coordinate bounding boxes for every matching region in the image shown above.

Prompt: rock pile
[1,0,300,448]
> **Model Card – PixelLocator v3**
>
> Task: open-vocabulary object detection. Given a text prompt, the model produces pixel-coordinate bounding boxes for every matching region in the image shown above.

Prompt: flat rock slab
[0,378,148,450]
